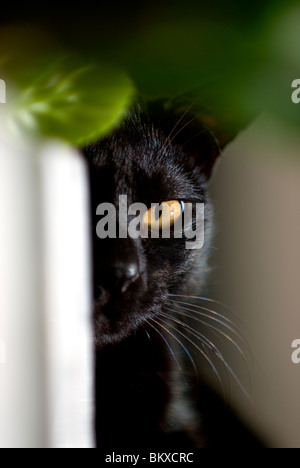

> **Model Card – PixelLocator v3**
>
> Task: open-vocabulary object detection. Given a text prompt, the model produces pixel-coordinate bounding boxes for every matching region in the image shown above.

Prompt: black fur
[83,100,260,448]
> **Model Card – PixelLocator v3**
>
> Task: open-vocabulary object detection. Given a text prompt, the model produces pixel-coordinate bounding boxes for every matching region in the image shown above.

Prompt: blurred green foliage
[0,29,134,144]
[0,0,299,144]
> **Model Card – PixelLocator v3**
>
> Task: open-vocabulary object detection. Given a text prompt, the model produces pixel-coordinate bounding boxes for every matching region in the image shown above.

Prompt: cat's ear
[168,110,226,182]
[159,98,249,182]
[146,98,245,181]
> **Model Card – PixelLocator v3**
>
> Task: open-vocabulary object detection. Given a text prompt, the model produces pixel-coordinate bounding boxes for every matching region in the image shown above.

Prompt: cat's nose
[109,260,140,294]
[94,239,141,297]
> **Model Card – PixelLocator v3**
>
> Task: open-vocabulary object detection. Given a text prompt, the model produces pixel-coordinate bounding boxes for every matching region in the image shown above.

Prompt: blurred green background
[0,0,299,144]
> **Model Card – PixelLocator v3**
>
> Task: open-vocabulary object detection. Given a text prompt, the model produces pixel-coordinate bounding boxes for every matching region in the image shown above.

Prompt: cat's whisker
[144,329,152,342]
[159,310,253,404]
[170,298,236,329]
[168,293,237,319]
[158,92,220,160]
[144,320,183,373]
[147,316,198,382]
[159,310,231,400]
[171,295,255,372]
[159,96,204,156]
[162,114,206,156]
[162,100,196,149]
[168,293,243,325]
[164,306,253,399]
[170,308,249,366]
[153,314,227,401]
[168,296,250,351]
[168,299,247,348]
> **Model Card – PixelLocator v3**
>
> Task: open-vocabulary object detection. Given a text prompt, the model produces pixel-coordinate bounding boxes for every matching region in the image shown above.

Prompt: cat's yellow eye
[143,200,183,230]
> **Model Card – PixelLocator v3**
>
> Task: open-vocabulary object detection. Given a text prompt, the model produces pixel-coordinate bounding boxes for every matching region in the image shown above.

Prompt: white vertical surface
[40,143,94,448]
[0,134,47,448]
[0,132,94,448]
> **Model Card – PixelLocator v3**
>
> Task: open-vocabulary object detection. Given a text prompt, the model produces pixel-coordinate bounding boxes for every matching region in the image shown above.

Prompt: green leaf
[0,28,135,144]
[8,59,134,145]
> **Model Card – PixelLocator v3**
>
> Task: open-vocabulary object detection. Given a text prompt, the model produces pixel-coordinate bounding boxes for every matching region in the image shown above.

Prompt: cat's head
[84,100,229,349]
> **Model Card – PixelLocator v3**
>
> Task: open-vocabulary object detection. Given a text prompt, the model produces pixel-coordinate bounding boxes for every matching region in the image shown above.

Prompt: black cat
[83,99,260,448]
